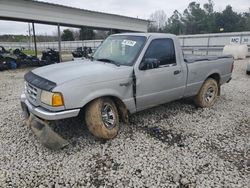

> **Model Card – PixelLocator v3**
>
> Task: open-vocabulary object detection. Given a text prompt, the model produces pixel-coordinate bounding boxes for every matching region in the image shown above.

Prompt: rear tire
[194,78,219,108]
[85,97,119,139]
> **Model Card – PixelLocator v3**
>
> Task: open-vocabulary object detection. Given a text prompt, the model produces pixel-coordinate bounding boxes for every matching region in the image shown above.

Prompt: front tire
[194,78,219,108]
[85,97,119,139]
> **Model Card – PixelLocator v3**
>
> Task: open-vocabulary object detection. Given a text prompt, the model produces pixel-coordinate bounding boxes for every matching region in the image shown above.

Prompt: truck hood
[32,60,133,85]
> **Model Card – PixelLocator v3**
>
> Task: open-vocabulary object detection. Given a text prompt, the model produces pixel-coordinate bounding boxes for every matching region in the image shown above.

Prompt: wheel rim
[101,103,116,129]
[205,86,216,103]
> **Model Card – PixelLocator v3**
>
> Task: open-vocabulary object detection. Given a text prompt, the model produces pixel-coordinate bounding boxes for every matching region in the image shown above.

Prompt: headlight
[41,90,64,107]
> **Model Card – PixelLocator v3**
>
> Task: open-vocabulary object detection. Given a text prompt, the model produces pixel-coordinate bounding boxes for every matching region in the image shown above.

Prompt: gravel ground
[0,59,249,188]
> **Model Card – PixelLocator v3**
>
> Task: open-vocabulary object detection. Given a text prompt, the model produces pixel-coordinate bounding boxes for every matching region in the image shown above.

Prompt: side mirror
[139,58,160,70]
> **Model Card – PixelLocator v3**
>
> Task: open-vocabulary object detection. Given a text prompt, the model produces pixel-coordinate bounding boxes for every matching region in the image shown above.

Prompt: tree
[61,29,74,41]
[165,10,184,35]
[204,0,214,14]
[215,5,243,32]
[243,9,250,31]
[182,2,207,34]
[148,1,249,35]
[203,0,216,33]
[72,30,80,40]
[94,30,109,39]
[79,27,95,40]
[148,10,167,32]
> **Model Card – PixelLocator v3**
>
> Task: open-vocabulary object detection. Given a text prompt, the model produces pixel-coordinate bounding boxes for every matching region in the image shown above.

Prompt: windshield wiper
[96,58,120,67]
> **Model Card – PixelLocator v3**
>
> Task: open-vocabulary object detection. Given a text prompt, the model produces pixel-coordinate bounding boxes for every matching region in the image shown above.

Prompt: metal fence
[0,40,103,51]
[179,31,250,56]
[1,32,250,55]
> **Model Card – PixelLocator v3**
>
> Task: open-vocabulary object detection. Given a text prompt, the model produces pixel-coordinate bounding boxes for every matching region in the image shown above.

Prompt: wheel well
[207,73,221,96]
[207,73,220,85]
[82,96,129,123]
[111,96,129,123]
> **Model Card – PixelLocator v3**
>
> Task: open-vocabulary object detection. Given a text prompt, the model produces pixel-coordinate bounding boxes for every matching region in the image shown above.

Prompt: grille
[25,82,38,103]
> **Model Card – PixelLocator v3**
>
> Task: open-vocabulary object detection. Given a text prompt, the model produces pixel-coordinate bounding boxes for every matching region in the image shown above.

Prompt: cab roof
[113,33,177,39]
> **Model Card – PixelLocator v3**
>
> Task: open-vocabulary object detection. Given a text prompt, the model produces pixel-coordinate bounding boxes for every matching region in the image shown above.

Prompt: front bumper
[20,94,80,121]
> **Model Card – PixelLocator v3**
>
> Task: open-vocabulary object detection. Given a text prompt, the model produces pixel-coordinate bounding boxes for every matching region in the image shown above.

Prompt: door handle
[119,81,132,87]
[174,70,181,75]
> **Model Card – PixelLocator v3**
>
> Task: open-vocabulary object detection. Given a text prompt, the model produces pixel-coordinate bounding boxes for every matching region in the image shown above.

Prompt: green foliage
[215,6,245,32]
[22,49,42,56]
[79,27,95,40]
[165,10,184,35]
[244,12,250,31]
[61,29,74,41]
[0,35,57,42]
[150,1,250,35]
[182,2,208,34]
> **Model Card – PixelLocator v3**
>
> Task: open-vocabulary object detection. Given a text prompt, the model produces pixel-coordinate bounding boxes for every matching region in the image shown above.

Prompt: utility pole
[32,22,37,57]
[28,23,32,50]
[57,24,62,62]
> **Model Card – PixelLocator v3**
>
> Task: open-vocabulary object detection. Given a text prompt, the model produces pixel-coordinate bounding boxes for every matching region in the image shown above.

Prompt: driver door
[135,38,186,111]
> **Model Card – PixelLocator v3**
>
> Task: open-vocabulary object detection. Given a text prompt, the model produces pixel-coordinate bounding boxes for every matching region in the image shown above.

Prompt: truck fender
[80,90,130,123]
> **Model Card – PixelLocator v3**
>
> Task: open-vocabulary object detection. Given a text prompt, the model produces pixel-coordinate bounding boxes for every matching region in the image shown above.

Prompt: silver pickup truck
[21,33,234,139]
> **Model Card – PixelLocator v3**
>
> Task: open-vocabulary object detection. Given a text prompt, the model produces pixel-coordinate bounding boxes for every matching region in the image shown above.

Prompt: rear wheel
[85,97,119,139]
[194,78,219,108]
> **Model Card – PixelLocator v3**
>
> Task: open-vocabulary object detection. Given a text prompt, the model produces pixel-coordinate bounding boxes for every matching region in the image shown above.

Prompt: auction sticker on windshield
[122,40,137,47]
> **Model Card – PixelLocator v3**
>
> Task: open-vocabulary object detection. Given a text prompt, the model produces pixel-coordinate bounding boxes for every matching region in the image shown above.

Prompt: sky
[0,0,249,35]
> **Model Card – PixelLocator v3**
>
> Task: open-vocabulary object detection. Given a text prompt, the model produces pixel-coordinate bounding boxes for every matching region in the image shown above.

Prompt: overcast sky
[0,0,249,35]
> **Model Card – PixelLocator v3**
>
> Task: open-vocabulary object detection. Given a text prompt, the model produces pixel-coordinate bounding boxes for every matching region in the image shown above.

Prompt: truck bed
[183,54,233,98]
[184,55,233,63]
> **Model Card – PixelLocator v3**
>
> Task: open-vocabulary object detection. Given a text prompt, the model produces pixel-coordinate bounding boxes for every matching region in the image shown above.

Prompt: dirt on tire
[194,78,219,108]
[85,97,119,139]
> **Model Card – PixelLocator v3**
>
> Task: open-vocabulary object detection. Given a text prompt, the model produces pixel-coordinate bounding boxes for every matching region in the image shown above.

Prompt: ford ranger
[21,33,234,139]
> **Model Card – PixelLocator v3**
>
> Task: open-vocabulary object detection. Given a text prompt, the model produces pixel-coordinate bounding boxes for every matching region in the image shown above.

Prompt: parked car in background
[21,33,234,140]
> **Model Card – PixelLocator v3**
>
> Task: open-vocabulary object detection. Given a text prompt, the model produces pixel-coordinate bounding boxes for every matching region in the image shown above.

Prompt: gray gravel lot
[0,59,249,188]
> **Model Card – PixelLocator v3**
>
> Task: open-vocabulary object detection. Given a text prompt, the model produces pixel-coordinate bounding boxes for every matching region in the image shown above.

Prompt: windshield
[93,35,146,66]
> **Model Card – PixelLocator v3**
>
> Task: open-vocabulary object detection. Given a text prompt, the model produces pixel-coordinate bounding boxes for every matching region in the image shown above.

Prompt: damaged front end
[20,94,78,149]
[20,76,73,150]
[20,71,80,149]
[25,114,69,150]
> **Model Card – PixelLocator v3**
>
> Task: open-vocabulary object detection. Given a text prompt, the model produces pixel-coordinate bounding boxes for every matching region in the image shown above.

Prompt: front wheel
[85,97,119,139]
[194,78,219,108]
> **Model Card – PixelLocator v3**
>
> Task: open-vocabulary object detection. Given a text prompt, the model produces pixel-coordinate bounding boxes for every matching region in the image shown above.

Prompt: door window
[143,38,176,67]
